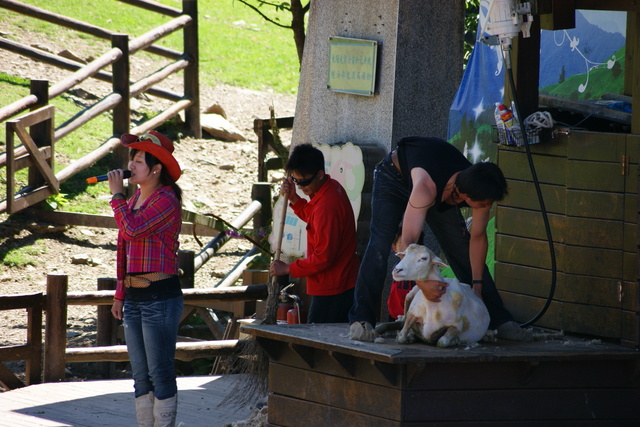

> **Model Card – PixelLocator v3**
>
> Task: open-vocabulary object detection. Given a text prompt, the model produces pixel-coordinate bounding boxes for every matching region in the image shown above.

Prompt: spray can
[494,103,506,145]
[498,104,517,128]
[498,103,520,145]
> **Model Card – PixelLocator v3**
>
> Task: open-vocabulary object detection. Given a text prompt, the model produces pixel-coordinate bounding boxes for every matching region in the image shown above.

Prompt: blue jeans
[348,153,512,329]
[124,295,183,399]
[307,287,354,323]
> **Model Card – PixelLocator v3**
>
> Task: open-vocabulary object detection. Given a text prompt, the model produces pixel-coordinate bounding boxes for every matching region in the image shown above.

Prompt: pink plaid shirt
[110,186,181,300]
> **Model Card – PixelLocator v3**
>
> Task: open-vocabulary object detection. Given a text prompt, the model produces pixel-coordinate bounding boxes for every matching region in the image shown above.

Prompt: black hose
[502,48,557,328]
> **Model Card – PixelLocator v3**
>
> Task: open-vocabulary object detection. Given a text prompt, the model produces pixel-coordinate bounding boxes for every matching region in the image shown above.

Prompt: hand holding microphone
[86,170,131,184]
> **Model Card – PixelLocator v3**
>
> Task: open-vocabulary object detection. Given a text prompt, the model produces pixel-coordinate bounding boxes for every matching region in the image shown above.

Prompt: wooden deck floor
[0,374,257,426]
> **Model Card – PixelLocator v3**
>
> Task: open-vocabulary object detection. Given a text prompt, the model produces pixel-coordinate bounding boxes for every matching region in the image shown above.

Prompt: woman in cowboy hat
[108,130,183,427]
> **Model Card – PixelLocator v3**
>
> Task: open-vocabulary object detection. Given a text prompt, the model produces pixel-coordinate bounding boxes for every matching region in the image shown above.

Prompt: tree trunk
[290,0,307,66]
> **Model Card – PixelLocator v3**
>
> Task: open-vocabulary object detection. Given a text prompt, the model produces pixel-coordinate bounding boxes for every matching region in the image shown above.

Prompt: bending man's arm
[400,168,437,252]
[469,206,491,298]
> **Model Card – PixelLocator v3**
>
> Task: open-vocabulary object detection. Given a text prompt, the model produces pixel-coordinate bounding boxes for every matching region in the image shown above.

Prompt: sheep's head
[393,244,448,282]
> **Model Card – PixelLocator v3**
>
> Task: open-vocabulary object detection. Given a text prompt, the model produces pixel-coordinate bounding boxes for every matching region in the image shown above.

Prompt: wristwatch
[111,193,126,201]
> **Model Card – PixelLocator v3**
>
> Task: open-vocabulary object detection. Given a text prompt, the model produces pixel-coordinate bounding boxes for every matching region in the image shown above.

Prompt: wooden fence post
[179,250,195,289]
[28,79,52,191]
[26,294,43,386]
[111,34,131,178]
[183,0,201,138]
[96,277,118,378]
[44,274,68,383]
[251,182,272,232]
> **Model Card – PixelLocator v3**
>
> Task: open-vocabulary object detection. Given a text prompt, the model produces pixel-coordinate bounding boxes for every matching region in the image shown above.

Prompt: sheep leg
[397,288,420,344]
[397,314,418,344]
[375,320,404,336]
[436,326,460,348]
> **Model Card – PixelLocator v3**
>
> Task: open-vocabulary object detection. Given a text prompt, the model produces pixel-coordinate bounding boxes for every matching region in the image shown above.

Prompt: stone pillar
[292,0,464,151]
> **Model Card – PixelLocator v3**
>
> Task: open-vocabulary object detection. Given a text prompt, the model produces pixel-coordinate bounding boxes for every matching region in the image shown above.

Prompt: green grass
[0,0,299,215]
[5,0,300,93]
[2,240,46,267]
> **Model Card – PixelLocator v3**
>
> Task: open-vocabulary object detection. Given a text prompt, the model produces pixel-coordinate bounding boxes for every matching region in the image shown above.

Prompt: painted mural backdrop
[445,5,626,274]
[448,6,627,159]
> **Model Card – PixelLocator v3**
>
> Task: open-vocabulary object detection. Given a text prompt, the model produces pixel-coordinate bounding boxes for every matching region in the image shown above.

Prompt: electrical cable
[501,47,557,328]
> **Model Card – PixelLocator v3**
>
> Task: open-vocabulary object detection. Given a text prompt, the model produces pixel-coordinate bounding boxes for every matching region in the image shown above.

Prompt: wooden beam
[23,208,220,237]
[64,339,247,363]
[538,0,576,30]
[576,0,640,12]
[629,12,640,134]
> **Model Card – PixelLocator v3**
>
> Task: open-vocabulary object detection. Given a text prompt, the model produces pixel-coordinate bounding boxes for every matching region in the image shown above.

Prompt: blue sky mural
[448,5,627,163]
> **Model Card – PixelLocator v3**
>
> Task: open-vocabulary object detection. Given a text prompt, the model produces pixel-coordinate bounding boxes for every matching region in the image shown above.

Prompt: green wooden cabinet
[496,130,639,347]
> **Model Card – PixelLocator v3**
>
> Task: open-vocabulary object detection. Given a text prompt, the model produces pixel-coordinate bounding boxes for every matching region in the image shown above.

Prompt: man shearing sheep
[348,136,533,342]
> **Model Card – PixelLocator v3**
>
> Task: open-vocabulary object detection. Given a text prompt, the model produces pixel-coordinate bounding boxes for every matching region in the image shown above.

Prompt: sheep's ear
[433,255,448,268]
[395,251,406,260]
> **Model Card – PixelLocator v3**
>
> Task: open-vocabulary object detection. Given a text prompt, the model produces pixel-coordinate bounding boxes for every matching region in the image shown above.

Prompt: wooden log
[0,293,43,310]
[54,92,123,141]
[64,339,248,363]
[128,15,192,55]
[44,274,68,383]
[129,99,193,135]
[54,136,122,184]
[64,284,269,306]
[0,0,181,59]
[0,38,181,102]
[49,48,123,99]
[0,94,38,122]
[130,58,189,97]
[116,0,182,16]
[21,209,220,237]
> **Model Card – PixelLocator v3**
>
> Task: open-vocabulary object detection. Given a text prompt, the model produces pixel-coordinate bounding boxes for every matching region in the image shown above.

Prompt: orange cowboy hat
[120,131,181,182]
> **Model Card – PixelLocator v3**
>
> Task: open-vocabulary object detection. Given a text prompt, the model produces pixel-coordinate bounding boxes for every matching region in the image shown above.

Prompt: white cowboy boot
[153,395,178,427]
[135,391,154,427]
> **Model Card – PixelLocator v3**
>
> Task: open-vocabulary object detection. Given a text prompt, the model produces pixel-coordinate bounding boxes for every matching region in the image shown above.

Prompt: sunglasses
[137,133,162,147]
[291,171,318,187]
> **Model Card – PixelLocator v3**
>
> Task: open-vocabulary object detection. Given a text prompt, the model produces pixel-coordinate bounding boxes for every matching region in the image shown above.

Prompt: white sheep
[393,244,490,347]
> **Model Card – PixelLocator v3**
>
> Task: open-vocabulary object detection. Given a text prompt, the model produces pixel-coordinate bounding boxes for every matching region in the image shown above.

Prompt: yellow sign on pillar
[327,36,378,96]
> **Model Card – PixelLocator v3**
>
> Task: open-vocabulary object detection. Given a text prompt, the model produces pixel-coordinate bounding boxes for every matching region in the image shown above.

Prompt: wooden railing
[0,275,267,390]
[0,186,275,389]
[255,116,294,182]
[0,293,42,390]
[0,0,200,214]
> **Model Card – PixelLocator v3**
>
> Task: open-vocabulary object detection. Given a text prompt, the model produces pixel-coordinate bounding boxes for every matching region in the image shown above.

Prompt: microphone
[86,170,131,184]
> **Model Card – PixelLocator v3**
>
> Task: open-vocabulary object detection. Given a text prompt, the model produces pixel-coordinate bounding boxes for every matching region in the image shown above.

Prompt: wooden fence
[0,0,200,214]
[0,187,274,390]
[0,275,267,390]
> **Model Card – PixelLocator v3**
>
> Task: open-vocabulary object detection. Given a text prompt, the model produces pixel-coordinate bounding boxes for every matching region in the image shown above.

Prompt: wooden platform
[242,323,640,426]
[0,375,256,426]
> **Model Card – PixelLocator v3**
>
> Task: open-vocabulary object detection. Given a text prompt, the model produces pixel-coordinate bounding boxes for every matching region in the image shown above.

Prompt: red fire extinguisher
[287,304,299,324]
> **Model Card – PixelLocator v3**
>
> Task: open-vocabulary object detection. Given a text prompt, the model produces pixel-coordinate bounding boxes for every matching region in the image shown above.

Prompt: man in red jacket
[270,143,360,323]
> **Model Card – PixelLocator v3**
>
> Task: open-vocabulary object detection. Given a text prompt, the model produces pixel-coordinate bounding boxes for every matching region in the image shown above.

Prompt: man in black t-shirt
[348,136,533,342]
